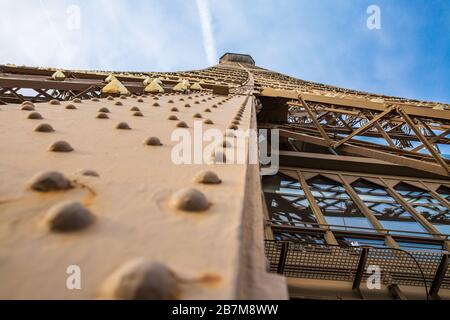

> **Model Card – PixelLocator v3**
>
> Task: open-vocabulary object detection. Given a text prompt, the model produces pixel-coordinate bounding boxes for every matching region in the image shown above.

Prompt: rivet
[168,100,174,103]
[184,104,191,108]
[137,98,144,103]
[120,95,127,100]
[169,188,209,211]
[97,112,109,119]
[133,111,143,117]
[48,140,74,152]
[65,104,77,110]
[153,102,160,107]
[170,107,179,112]
[176,121,188,128]
[228,124,238,130]
[179,98,184,101]
[49,99,60,105]
[107,96,115,101]
[21,101,34,107]
[99,259,178,300]
[193,171,222,184]
[194,101,200,104]
[72,98,82,103]
[212,105,218,108]
[116,122,131,130]
[153,97,159,100]
[144,136,162,146]
[28,171,72,192]
[204,108,211,112]
[168,115,178,120]
[91,98,100,102]
[115,101,123,106]
[232,120,240,125]
[98,107,110,113]
[21,101,35,109]
[203,119,213,125]
[193,113,202,118]
[44,201,95,232]
[21,105,35,111]
[28,112,43,119]
[130,106,140,111]
[79,169,100,177]
[34,123,54,132]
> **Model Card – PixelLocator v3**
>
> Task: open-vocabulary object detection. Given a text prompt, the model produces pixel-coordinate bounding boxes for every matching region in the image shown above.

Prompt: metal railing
[265,240,450,296]
[268,219,450,241]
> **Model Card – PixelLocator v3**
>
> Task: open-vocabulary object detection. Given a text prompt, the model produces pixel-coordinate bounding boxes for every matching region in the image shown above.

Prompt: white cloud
[0,0,206,71]
[195,0,217,66]
[0,0,447,103]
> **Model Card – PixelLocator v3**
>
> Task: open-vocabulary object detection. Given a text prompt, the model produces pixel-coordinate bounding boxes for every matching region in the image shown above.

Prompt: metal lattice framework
[0,63,249,104]
[250,60,450,298]
[1,53,449,299]
[259,92,450,178]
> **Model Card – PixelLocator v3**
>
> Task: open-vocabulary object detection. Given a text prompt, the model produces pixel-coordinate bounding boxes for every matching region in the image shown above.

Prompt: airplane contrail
[195,0,217,66]
[39,0,67,54]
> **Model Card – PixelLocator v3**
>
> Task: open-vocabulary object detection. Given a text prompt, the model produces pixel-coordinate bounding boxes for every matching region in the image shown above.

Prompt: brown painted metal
[352,247,369,291]
[333,106,395,148]
[256,58,449,298]
[0,65,233,103]
[279,129,449,177]
[429,254,449,297]
[297,171,338,245]
[3,55,449,299]
[398,107,450,173]
[339,174,399,249]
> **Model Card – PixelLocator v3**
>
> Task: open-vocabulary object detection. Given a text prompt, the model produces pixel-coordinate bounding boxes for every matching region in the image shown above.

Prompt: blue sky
[0,0,449,103]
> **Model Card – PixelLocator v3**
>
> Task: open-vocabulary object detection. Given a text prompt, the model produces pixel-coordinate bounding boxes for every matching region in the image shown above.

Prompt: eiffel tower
[0,53,449,300]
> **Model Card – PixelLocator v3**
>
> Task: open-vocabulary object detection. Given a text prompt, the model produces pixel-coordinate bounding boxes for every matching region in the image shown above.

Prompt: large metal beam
[429,254,449,297]
[262,121,450,144]
[277,151,448,180]
[268,222,448,244]
[352,247,369,291]
[297,171,338,245]
[398,108,450,174]
[260,88,450,121]
[277,242,289,274]
[298,97,333,145]
[279,129,449,177]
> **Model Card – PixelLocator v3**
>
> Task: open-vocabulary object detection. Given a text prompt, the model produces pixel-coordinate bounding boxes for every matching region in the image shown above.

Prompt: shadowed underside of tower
[0,53,449,300]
